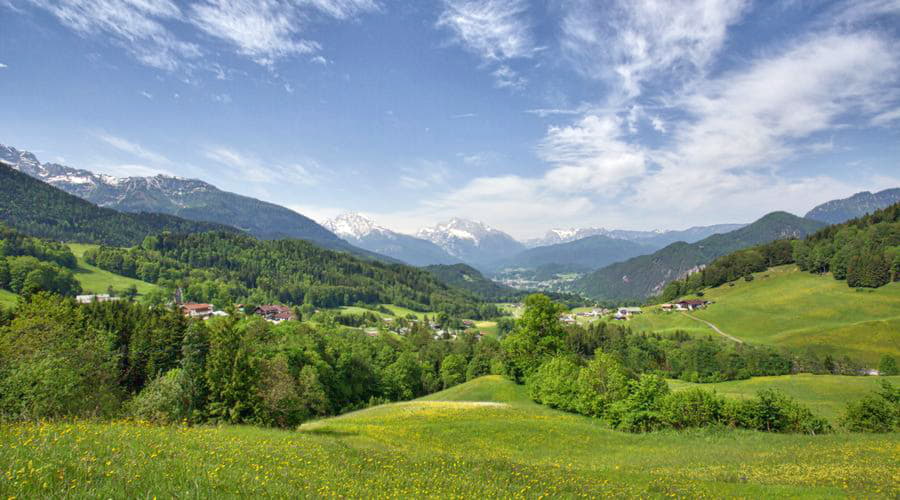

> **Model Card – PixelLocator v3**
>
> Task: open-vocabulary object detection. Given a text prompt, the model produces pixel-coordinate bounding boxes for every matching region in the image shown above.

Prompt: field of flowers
[1,376,898,498]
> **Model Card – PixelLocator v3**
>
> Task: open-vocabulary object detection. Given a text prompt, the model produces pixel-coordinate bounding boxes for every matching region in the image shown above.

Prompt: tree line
[0,225,81,298]
[84,231,500,319]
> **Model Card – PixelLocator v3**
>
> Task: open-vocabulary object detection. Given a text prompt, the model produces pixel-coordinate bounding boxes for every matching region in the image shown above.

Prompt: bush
[527,356,582,412]
[722,389,831,434]
[841,381,899,432]
[878,355,898,375]
[659,388,725,429]
[606,374,670,432]
[126,369,189,424]
[573,350,631,417]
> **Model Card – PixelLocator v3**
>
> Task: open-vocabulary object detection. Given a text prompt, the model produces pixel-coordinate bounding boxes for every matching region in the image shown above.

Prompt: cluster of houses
[660,299,711,312]
[178,303,297,324]
[75,294,120,304]
[613,307,643,320]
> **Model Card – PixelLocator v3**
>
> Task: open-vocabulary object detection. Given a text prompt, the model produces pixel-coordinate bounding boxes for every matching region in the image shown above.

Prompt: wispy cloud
[25,0,201,71]
[204,146,324,186]
[398,160,450,190]
[437,0,535,89]
[140,90,153,100]
[94,132,170,165]
[0,63,7,69]
[559,0,749,99]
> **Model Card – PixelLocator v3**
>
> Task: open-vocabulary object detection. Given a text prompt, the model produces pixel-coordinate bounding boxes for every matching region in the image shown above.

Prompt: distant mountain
[324,213,459,266]
[500,234,657,273]
[805,188,900,224]
[417,218,525,269]
[0,161,237,246]
[572,212,826,301]
[527,223,746,248]
[424,263,523,302]
[0,144,356,253]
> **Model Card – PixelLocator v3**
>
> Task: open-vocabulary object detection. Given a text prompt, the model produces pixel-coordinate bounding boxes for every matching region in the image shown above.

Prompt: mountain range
[805,188,900,224]
[0,144,355,253]
[526,224,747,248]
[571,212,827,301]
[324,213,460,266]
[0,162,237,246]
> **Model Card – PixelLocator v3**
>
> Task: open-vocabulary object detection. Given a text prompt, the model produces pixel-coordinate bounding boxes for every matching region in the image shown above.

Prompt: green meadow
[669,374,900,424]
[1,375,897,498]
[67,243,159,297]
[0,288,17,308]
[625,265,899,364]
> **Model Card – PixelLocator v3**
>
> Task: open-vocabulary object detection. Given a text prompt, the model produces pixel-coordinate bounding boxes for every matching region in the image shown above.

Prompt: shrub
[606,374,670,433]
[574,350,631,417]
[878,355,898,375]
[527,356,582,412]
[660,388,725,429]
[126,368,189,424]
[841,381,899,432]
[723,389,831,434]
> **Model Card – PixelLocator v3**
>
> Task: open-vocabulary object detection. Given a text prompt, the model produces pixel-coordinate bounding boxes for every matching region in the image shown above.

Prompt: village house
[675,299,710,311]
[614,307,643,320]
[181,303,214,319]
[255,305,295,323]
[76,294,119,304]
[559,313,576,324]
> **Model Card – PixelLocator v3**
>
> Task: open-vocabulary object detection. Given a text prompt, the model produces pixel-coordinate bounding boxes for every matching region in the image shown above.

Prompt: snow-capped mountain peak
[416,218,524,266]
[324,212,389,239]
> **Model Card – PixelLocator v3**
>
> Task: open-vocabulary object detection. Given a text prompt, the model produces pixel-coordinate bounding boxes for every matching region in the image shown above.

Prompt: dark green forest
[84,232,500,319]
[0,225,81,298]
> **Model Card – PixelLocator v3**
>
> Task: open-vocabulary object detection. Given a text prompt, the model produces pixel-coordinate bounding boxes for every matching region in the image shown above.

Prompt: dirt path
[681,312,744,343]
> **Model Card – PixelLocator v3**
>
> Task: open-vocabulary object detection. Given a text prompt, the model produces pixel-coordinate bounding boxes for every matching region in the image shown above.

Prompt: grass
[67,243,159,296]
[628,265,900,364]
[669,374,900,424]
[1,376,897,498]
[0,289,17,309]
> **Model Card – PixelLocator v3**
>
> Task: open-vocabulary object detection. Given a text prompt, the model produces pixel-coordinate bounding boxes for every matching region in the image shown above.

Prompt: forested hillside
[662,202,900,299]
[84,232,499,318]
[0,225,81,298]
[805,188,900,224]
[0,163,236,246]
[424,263,523,302]
[573,212,825,301]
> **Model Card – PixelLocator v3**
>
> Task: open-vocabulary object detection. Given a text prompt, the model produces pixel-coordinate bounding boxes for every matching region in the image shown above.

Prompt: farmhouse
[182,303,214,319]
[76,294,119,304]
[614,307,643,320]
[676,299,710,311]
[255,305,295,323]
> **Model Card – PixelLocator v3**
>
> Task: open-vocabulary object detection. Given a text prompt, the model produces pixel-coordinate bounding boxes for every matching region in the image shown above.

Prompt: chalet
[660,303,675,311]
[675,300,710,311]
[559,314,576,324]
[76,294,119,304]
[255,305,295,323]
[614,307,643,320]
[182,303,214,319]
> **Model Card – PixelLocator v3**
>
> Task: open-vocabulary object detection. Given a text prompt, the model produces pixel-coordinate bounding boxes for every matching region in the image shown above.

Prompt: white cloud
[871,107,900,126]
[0,63,7,68]
[189,0,378,67]
[538,114,646,193]
[94,132,170,164]
[212,93,232,103]
[437,0,534,61]
[310,55,329,65]
[559,0,749,99]
[203,146,324,186]
[26,0,201,71]
[140,90,153,99]
[492,65,526,90]
[398,161,450,190]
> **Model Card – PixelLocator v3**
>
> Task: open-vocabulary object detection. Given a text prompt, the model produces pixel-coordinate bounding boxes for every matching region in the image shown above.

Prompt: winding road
[681,312,744,343]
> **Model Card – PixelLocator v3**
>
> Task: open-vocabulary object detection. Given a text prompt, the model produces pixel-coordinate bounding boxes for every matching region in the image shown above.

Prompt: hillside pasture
[1,375,897,498]
[669,374,900,424]
[67,243,159,297]
[626,266,899,364]
[0,289,17,309]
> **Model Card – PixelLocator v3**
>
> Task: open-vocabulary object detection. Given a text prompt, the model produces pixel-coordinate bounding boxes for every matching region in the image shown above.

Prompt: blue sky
[1,0,899,238]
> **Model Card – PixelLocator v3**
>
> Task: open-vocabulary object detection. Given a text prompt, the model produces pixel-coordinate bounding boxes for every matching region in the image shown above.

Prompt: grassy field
[670,374,900,424]
[1,375,897,498]
[625,265,899,364]
[67,243,159,297]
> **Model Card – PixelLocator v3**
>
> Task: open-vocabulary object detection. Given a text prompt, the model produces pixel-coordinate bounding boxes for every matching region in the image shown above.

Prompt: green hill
[0,162,238,246]
[633,265,900,364]
[573,212,825,301]
[424,263,523,302]
[499,234,656,273]
[2,375,896,498]
[669,374,900,423]
[67,243,159,296]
